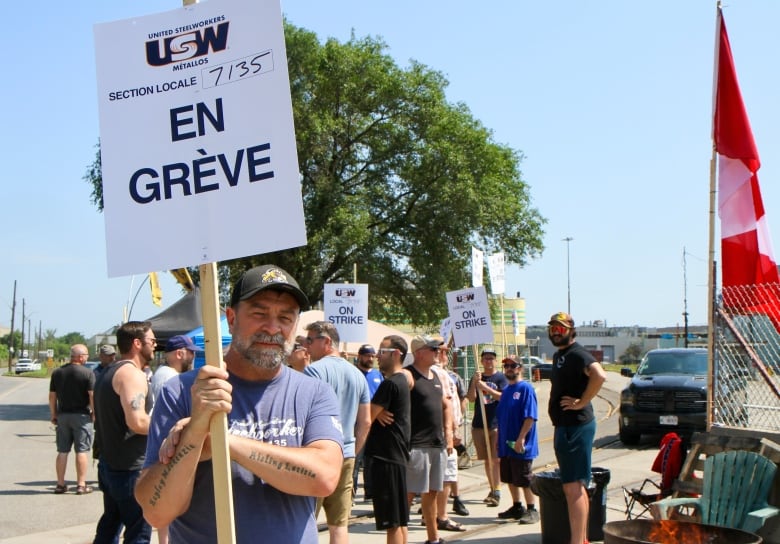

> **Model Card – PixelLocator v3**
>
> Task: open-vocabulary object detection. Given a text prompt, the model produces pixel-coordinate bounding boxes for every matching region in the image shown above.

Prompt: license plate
[659,415,678,425]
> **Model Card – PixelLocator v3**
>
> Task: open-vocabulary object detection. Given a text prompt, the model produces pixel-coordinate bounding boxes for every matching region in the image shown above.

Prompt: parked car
[14,358,41,374]
[619,347,708,445]
[521,356,552,380]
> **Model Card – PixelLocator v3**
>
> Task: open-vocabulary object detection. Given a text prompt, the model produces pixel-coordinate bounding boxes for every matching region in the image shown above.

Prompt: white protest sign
[439,317,453,345]
[324,284,368,343]
[487,252,505,295]
[446,286,493,347]
[471,247,484,287]
[95,0,306,277]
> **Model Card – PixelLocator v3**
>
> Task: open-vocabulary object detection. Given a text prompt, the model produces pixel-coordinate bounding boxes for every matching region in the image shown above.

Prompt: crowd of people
[46,263,606,544]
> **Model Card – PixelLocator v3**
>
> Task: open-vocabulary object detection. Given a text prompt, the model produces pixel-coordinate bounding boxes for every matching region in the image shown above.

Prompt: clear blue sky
[3,0,779,338]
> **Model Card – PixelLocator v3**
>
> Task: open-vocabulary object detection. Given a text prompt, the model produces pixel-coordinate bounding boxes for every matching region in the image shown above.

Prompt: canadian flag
[715,10,780,333]
[715,10,779,288]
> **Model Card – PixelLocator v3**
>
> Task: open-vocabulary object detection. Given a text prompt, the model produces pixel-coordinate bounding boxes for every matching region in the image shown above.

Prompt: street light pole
[563,237,574,314]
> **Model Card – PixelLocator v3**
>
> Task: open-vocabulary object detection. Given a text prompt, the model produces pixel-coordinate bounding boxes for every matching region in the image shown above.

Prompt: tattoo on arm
[130,393,146,411]
[248,450,317,479]
[149,443,196,506]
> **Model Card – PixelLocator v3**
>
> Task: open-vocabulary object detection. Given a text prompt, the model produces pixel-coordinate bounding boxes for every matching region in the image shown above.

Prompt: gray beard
[233,333,292,370]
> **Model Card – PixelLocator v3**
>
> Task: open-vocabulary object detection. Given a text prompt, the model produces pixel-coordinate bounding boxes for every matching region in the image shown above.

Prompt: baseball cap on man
[165,335,203,353]
[481,348,497,357]
[548,312,575,328]
[410,335,440,353]
[99,345,116,356]
[230,265,309,310]
[358,344,376,355]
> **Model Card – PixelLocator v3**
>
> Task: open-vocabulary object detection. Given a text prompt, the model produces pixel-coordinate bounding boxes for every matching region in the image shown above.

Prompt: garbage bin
[589,467,611,542]
[530,468,610,544]
[531,470,572,544]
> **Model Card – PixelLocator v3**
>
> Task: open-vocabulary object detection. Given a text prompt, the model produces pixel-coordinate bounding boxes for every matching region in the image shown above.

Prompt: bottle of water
[506,440,525,453]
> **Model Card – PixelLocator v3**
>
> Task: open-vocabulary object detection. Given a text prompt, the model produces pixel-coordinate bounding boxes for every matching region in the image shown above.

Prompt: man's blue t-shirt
[145,365,343,544]
[496,380,539,459]
[361,367,384,398]
[304,355,370,458]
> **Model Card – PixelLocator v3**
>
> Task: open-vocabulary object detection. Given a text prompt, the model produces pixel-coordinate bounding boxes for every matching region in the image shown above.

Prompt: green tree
[619,342,646,364]
[2,331,22,356]
[84,23,545,327]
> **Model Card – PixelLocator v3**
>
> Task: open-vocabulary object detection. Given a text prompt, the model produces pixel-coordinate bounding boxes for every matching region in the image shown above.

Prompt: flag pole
[472,344,494,492]
[499,294,507,353]
[706,2,722,432]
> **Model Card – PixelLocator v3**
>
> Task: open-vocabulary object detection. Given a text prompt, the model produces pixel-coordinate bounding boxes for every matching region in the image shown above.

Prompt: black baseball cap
[230,265,309,309]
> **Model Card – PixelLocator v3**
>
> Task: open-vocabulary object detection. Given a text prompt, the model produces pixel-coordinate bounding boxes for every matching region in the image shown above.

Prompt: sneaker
[424,540,447,544]
[518,508,540,524]
[498,504,525,519]
[452,496,469,516]
[485,493,500,507]
[482,491,494,504]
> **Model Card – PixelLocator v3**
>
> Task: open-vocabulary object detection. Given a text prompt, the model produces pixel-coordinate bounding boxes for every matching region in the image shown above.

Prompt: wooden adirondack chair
[651,450,779,533]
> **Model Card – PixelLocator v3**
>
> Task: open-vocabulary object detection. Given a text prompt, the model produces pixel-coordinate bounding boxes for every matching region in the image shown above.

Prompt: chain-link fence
[713,284,780,432]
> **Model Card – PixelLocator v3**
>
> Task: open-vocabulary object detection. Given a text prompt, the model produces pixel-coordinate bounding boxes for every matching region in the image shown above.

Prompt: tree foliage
[619,341,646,364]
[84,22,545,327]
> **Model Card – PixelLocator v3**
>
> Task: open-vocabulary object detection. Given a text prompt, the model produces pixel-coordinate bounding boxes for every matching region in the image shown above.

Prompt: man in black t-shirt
[547,312,607,544]
[49,344,95,495]
[402,335,454,544]
[365,335,411,544]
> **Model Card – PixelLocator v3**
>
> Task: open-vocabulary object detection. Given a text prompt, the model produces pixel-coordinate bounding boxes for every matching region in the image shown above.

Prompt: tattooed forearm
[149,443,196,506]
[130,393,146,411]
[248,450,317,479]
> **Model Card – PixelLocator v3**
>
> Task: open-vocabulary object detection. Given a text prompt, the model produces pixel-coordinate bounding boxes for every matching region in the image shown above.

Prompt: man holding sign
[135,266,344,544]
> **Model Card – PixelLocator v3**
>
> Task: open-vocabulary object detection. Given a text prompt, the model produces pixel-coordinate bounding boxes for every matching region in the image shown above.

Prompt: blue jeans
[94,459,151,544]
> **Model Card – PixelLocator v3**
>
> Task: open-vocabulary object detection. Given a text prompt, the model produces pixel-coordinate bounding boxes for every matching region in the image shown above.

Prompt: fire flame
[647,520,717,543]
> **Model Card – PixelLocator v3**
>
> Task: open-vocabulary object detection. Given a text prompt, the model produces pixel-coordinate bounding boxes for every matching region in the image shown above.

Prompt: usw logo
[146,22,229,67]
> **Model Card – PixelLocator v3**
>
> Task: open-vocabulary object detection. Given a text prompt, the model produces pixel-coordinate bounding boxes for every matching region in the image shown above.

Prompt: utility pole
[20,298,25,359]
[7,280,16,372]
[562,237,574,314]
[683,247,689,348]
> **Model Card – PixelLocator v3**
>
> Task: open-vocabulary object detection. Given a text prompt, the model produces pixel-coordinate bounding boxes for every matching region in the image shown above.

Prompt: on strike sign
[324,284,368,344]
[446,286,493,347]
[94,0,306,277]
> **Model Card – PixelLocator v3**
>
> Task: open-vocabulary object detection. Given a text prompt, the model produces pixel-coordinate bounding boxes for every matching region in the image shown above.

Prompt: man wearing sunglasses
[287,336,311,372]
[495,356,539,524]
[364,336,411,544]
[404,335,454,544]
[547,312,606,544]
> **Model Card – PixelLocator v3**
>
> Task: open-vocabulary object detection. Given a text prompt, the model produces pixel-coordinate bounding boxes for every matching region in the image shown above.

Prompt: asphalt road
[0,370,642,541]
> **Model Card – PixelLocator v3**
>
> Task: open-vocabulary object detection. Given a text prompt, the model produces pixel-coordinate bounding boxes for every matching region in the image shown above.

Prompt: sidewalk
[0,448,656,544]
[321,447,657,543]
[1,375,652,543]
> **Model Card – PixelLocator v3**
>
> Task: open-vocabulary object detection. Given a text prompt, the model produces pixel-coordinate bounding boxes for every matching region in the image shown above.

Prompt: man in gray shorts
[48,344,96,494]
[403,335,454,544]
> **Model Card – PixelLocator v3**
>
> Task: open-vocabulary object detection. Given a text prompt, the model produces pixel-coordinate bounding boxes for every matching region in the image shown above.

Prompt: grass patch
[7,368,51,378]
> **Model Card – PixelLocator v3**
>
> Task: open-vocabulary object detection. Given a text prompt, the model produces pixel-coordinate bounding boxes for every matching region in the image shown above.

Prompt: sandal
[76,485,93,495]
[54,484,68,494]
[437,518,466,532]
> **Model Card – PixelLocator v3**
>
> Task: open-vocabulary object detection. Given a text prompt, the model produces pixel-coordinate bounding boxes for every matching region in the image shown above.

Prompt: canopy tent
[144,287,226,347]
